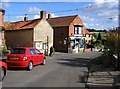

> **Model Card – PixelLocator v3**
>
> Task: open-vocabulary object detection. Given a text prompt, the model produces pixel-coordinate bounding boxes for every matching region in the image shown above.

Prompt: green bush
[2,44,9,53]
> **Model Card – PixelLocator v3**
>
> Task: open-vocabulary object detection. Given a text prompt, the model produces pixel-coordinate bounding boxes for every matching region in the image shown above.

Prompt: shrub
[2,44,9,53]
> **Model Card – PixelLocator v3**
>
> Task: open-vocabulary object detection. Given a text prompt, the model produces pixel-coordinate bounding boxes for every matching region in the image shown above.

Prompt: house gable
[34,19,53,43]
[69,16,84,36]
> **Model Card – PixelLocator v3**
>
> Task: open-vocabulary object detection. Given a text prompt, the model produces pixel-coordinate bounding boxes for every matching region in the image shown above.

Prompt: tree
[97,33,102,41]
[106,28,120,70]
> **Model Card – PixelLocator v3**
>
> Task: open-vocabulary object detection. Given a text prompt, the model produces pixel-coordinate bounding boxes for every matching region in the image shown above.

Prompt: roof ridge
[49,15,78,19]
[5,18,41,24]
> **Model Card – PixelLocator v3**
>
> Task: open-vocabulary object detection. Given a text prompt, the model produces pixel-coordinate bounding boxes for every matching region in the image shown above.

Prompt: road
[2,52,102,88]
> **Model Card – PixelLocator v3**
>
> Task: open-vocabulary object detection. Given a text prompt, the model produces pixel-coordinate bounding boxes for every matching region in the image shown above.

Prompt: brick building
[0,9,5,48]
[48,15,91,53]
[5,11,53,55]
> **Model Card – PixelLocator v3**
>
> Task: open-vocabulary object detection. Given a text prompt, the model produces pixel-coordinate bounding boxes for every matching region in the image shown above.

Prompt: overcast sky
[0,0,119,30]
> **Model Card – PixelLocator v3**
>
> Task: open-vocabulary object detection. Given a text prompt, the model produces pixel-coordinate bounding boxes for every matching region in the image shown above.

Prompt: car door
[35,49,43,64]
[29,49,38,65]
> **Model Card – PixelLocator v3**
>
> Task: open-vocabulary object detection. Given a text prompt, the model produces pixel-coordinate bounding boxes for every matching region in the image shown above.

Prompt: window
[30,49,36,55]
[11,48,26,54]
[74,26,82,35]
[43,43,48,50]
[89,34,91,37]
[35,49,40,55]
[35,41,43,50]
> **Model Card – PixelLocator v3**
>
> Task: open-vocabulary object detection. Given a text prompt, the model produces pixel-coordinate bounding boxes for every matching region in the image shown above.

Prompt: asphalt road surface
[2,52,102,88]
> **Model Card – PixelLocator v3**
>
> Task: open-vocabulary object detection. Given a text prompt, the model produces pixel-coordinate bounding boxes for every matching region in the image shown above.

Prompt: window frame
[74,25,82,35]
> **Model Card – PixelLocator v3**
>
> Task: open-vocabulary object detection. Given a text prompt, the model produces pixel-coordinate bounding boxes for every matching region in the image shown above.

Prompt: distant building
[5,11,53,55]
[48,14,91,53]
[82,26,92,43]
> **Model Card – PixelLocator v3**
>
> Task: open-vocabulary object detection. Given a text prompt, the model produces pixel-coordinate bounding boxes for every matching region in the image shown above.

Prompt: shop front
[68,35,85,53]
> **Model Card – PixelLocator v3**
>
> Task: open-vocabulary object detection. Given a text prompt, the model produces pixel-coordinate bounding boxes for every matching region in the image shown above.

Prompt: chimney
[40,11,46,20]
[24,14,28,21]
[0,9,5,27]
[48,13,51,19]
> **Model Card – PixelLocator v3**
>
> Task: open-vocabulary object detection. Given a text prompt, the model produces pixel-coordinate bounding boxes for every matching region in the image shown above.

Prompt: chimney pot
[48,13,51,19]
[40,11,46,20]
[24,14,28,21]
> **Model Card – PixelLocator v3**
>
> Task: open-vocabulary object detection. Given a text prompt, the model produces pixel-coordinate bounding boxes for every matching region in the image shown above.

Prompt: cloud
[16,15,24,21]
[50,13,58,18]
[87,23,105,30]
[94,0,118,4]
[34,15,40,19]
[0,0,11,8]
[28,7,40,14]
[81,16,95,23]
[83,0,118,13]
[97,9,118,19]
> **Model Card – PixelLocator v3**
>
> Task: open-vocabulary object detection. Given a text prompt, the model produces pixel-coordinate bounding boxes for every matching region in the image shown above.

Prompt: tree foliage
[97,33,102,41]
[87,29,107,32]
[106,30,120,53]
[106,28,120,70]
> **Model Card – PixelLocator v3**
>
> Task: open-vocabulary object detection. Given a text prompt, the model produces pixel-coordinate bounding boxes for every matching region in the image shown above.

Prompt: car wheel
[0,67,5,81]
[42,58,46,65]
[28,62,33,71]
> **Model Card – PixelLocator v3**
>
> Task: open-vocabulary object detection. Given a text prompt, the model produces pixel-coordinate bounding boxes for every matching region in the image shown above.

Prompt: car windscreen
[10,48,26,54]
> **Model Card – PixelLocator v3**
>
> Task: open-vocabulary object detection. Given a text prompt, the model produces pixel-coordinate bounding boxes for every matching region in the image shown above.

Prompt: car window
[11,48,25,54]
[29,49,36,55]
[35,49,40,55]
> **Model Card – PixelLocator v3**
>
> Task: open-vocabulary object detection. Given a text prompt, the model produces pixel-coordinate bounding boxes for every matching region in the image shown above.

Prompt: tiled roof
[5,19,41,30]
[82,25,91,35]
[48,15,78,27]
[85,30,91,34]
[48,15,90,35]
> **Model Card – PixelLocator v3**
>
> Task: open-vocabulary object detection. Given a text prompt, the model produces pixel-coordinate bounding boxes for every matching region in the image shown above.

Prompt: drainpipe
[47,36,49,56]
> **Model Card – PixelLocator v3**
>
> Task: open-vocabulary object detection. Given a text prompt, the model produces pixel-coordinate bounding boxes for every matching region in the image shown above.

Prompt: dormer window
[74,25,82,35]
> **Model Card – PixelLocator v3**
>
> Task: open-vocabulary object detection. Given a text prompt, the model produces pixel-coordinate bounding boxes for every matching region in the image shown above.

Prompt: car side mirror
[40,53,43,55]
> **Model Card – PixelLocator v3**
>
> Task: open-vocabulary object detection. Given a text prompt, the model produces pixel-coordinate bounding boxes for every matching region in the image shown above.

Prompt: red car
[6,47,46,70]
[0,61,8,81]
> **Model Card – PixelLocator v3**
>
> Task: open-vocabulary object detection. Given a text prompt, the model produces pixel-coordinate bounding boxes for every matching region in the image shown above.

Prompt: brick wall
[53,26,69,53]
[0,11,4,27]
[5,29,33,49]
[69,16,84,36]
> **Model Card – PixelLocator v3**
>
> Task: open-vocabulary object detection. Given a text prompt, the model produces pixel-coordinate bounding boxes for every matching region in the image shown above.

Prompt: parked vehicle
[0,61,8,81]
[6,47,46,70]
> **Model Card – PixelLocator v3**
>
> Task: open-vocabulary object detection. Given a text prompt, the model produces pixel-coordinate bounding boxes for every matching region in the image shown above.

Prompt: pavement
[85,58,120,89]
